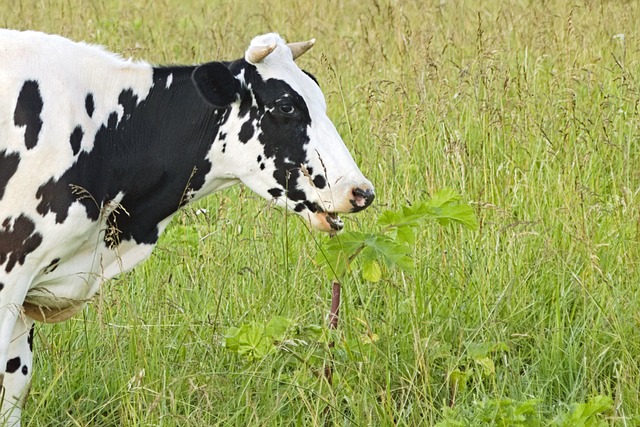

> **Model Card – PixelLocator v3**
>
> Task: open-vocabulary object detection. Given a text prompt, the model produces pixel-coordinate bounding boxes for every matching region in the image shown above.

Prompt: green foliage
[438,398,542,427]
[377,188,479,231]
[317,188,478,282]
[438,395,614,427]
[464,341,510,376]
[446,341,509,398]
[551,395,614,427]
[224,316,326,362]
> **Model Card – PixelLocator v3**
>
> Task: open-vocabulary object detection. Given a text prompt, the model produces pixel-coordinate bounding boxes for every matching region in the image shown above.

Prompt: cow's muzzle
[350,186,375,212]
[307,184,375,233]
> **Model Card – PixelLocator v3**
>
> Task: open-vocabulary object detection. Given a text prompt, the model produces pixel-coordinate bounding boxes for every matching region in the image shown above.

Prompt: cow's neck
[148,65,243,197]
[94,66,233,245]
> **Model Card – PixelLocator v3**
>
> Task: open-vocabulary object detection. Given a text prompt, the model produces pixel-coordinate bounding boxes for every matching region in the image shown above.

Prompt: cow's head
[192,33,374,232]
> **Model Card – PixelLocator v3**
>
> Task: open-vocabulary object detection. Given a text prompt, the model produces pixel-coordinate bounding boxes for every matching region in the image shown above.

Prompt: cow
[0,29,374,425]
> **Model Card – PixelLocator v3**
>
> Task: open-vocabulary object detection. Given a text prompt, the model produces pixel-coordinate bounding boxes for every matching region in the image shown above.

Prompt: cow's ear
[192,62,241,107]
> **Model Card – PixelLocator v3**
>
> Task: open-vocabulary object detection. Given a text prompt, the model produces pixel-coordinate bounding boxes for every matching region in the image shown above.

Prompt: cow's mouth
[309,209,344,232]
[325,212,344,231]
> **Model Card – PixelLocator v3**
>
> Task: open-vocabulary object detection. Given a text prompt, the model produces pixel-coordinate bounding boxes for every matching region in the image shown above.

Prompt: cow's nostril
[351,187,375,212]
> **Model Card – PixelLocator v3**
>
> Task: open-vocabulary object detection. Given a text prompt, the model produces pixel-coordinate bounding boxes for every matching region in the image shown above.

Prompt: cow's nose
[350,186,375,212]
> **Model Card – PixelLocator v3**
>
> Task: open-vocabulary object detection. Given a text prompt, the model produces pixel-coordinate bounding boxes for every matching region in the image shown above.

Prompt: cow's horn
[288,39,316,60]
[247,43,277,63]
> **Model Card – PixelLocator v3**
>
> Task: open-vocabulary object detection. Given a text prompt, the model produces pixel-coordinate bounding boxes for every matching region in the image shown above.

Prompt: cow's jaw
[309,210,344,232]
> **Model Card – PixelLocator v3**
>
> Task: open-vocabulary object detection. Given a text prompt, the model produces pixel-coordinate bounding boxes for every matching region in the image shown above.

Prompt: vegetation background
[2,0,639,425]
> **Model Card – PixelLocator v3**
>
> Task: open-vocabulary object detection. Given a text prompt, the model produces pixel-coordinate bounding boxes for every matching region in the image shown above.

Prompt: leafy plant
[437,395,613,427]
[447,341,510,406]
[224,189,478,376]
[224,316,326,362]
[438,398,542,427]
[316,188,479,282]
[551,395,614,427]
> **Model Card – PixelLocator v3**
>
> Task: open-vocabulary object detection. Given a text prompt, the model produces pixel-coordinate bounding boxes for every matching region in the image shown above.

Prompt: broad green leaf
[360,333,379,344]
[552,395,612,427]
[377,189,478,230]
[315,231,370,278]
[579,395,614,418]
[317,189,477,282]
[377,209,403,227]
[466,341,509,359]
[360,234,414,272]
[297,324,325,342]
[236,322,270,360]
[395,225,415,245]
[437,204,479,230]
[377,203,436,228]
[449,368,473,393]
[362,260,382,282]
[474,357,495,376]
[428,188,462,208]
[513,398,541,418]
[266,316,292,341]
[224,326,240,352]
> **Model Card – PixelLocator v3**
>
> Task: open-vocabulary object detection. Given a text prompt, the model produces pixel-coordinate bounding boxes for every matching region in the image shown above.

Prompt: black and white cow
[0,29,374,425]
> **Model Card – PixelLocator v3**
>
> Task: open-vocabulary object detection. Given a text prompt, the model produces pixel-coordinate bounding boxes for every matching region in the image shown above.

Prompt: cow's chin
[306,210,344,233]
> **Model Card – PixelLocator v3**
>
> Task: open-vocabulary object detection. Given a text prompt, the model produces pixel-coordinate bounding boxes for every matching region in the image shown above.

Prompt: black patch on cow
[257,155,262,163]
[192,62,242,107]
[21,365,28,375]
[239,121,254,143]
[0,282,4,291]
[107,111,118,129]
[304,201,318,212]
[0,150,20,201]
[238,95,254,118]
[85,93,95,118]
[70,126,84,155]
[268,188,283,198]
[313,174,327,189]
[44,258,61,274]
[27,326,34,352]
[118,89,137,118]
[286,188,307,202]
[35,67,226,245]
[14,81,44,150]
[0,215,43,273]
[294,203,306,212]
[260,163,265,170]
[5,357,20,374]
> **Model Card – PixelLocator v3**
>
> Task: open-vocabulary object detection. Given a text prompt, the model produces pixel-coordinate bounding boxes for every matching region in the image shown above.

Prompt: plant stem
[324,281,341,386]
[329,281,341,330]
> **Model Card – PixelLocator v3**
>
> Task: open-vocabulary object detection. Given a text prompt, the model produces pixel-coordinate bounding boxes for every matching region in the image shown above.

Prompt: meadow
[3,0,640,425]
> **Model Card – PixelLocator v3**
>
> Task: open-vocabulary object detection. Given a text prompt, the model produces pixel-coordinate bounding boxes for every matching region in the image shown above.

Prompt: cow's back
[0,30,159,288]
[0,30,154,211]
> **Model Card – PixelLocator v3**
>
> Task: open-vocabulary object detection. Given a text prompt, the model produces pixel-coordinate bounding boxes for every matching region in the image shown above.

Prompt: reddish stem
[324,281,341,386]
[329,281,341,330]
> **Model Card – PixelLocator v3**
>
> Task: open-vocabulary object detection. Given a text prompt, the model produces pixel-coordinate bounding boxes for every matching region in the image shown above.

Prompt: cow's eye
[277,103,296,115]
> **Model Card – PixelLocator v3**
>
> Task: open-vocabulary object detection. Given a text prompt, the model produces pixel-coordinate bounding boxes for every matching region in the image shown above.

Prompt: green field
[3,0,640,425]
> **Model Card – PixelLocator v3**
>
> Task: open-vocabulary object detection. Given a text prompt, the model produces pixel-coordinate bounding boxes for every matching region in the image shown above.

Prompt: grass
[3,0,640,425]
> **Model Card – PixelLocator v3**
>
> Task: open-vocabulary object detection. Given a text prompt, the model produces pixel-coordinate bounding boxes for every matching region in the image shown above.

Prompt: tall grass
[3,0,640,425]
